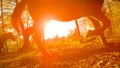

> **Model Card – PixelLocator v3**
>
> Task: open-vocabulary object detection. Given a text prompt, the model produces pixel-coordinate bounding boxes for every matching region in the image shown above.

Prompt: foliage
[0,39,120,68]
[111,1,120,36]
[103,0,120,37]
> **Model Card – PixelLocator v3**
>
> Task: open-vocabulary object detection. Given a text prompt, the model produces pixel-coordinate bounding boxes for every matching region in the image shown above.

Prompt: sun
[44,20,76,40]
[44,17,95,40]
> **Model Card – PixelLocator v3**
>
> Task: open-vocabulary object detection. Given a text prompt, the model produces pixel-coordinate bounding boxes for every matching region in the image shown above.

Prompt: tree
[1,0,5,32]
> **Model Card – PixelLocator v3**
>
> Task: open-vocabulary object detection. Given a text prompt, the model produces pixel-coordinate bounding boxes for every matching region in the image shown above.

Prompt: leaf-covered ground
[0,39,120,68]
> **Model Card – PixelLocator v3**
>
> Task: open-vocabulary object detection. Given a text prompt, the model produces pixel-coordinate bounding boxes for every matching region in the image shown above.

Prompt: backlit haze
[44,17,95,40]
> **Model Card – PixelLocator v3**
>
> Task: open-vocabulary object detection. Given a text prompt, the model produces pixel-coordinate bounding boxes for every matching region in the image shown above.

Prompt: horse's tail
[11,0,28,35]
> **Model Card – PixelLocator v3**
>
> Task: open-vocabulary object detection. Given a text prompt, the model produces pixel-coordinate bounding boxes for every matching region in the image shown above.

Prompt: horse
[11,0,111,56]
[0,32,16,53]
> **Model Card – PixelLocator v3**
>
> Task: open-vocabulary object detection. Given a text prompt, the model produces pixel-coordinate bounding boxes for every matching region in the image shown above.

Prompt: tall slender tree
[1,0,5,32]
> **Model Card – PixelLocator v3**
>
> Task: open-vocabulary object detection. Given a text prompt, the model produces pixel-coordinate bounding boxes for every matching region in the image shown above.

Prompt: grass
[0,37,120,68]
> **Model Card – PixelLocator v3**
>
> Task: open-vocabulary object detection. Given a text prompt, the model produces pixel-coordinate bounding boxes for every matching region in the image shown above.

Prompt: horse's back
[28,0,104,21]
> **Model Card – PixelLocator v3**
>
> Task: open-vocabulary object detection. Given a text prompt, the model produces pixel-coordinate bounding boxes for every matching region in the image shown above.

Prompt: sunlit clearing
[44,20,76,40]
[44,17,95,40]
[77,17,95,37]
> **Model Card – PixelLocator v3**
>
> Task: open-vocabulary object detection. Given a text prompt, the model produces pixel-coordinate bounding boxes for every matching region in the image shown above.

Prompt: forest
[0,0,120,68]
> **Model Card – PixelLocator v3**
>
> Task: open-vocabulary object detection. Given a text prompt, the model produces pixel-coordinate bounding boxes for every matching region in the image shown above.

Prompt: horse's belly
[28,1,102,22]
[29,6,86,22]
[52,5,95,21]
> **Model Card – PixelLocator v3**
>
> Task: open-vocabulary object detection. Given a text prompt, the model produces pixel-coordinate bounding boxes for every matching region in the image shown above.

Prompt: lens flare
[44,18,95,40]
[44,20,76,40]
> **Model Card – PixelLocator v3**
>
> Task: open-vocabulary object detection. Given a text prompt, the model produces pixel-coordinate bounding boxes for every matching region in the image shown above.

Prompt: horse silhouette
[11,0,111,56]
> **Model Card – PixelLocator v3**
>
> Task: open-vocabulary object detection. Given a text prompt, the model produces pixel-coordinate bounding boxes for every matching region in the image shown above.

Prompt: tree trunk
[1,0,5,32]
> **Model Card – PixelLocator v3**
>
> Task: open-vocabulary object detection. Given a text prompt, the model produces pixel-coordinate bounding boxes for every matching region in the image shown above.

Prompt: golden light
[44,17,95,40]
[77,17,95,37]
[44,20,76,40]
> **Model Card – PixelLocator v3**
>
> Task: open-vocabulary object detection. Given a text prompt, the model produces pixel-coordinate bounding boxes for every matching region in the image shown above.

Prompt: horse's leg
[87,16,102,37]
[22,32,30,50]
[0,43,3,53]
[87,16,107,45]
[0,48,2,53]
[22,27,33,50]
[88,16,101,28]
[34,22,49,56]
[91,11,111,45]
[1,43,7,53]
[4,43,8,52]
[93,11,111,34]
[75,20,84,43]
